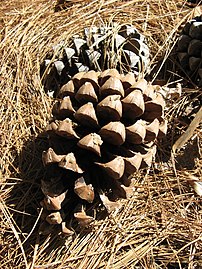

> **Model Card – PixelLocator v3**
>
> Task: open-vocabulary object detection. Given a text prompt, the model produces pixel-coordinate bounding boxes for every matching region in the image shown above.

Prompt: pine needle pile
[0,1,201,268]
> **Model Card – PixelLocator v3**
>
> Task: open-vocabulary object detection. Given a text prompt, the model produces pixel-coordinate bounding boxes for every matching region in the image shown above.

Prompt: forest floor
[0,1,202,268]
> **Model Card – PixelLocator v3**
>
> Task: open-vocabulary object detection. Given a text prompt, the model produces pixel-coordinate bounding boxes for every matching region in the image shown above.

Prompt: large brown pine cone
[40,69,167,235]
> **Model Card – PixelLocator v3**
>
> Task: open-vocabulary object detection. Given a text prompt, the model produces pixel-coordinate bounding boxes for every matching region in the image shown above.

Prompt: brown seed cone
[158,119,168,139]
[120,174,132,187]
[80,70,99,90]
[112,179,135,199]
[41,178,66,197]
[99,69,120,85]
[142,84,156,101]
[141,145,157,168]
[120,184,134,199]
[41,69,167,233]
[72,71,86,88]
[46,121,58,134]
[39,221,55,235]
[41,191,67,211]
[61,222,74,235]
[125,78,147,95]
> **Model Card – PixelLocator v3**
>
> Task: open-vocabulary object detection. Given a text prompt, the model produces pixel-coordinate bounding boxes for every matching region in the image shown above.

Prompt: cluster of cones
[40,69,167,234]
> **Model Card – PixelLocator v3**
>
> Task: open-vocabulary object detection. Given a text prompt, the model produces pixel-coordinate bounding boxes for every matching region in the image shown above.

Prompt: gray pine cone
[41,23,150,97]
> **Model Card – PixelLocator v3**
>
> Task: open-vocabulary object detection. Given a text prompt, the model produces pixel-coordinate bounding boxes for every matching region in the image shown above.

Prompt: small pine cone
[41,23,150,97]
[41,69,167,234]
[176,15,202,86]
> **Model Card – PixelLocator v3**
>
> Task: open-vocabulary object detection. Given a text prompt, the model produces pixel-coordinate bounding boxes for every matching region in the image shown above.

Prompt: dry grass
[0,0,202,268]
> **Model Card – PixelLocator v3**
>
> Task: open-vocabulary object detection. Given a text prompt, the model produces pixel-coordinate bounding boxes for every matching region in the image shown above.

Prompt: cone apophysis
[40,69,167,235]
[176,15,202,86]
[41,23,150,97]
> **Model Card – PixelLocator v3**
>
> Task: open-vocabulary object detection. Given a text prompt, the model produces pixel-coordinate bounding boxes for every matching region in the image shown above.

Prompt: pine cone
[186,0,202,6]
[176,16,202,86]
[40,69,167,234]
[41,23,150,97]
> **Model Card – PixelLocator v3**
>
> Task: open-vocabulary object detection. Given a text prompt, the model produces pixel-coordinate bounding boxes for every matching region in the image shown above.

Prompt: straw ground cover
[0,0,202,268]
